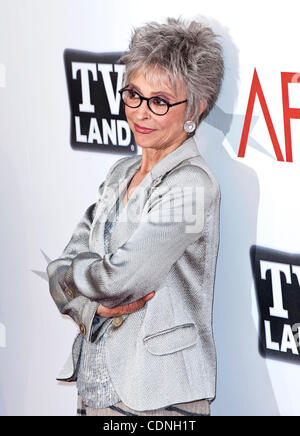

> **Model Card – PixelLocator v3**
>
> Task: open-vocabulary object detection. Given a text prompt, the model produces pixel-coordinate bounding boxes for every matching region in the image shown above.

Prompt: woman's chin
[133,133,158,148]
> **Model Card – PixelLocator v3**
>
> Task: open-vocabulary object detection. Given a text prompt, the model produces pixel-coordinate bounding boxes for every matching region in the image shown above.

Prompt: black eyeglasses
[118,86,187,116]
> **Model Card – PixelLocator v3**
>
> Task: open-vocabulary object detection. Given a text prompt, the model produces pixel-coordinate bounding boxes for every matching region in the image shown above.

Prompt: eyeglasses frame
[118,86,188,116]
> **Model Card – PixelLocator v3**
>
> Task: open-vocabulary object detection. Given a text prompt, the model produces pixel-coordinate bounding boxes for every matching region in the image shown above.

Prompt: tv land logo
[251,246,300,363]
[63,49,137,154]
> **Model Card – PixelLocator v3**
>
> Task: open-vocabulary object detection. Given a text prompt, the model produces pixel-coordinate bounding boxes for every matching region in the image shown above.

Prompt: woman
[47,16,224,416]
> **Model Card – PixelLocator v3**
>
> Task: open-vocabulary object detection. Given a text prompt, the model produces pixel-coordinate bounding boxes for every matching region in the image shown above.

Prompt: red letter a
[238,69,284,161]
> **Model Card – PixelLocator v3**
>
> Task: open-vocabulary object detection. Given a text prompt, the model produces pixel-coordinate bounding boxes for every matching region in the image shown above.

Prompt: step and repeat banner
[0,0,299,416]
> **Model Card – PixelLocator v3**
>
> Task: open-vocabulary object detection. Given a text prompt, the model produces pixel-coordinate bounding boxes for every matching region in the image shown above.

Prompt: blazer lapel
[149,136,200,180]
[90,157,142,256]
[90,136,201,256]
[117,136,201,214]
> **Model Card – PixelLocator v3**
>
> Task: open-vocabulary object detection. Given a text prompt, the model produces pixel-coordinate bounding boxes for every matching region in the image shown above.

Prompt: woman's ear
[199,100,207,117]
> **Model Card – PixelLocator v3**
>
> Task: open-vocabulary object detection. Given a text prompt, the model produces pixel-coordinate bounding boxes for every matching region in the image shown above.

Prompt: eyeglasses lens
[121,90,168,115]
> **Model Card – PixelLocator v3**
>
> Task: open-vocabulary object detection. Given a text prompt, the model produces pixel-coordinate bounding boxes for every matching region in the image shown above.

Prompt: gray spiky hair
[118,16,224,133]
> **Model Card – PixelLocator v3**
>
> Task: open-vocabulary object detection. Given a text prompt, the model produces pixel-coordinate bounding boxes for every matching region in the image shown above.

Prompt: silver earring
[183,120,196,134]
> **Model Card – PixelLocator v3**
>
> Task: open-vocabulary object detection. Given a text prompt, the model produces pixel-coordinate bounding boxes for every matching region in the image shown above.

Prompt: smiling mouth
[134,123,156,134]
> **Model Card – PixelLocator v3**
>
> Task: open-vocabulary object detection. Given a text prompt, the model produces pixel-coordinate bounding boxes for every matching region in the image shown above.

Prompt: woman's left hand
[96,291,155,317]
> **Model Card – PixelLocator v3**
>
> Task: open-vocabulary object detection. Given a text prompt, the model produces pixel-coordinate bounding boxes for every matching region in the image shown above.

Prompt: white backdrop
[0,0,299,416]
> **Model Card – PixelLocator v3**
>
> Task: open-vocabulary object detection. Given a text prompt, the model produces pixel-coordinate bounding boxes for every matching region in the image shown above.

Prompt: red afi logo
[238,69,300,162]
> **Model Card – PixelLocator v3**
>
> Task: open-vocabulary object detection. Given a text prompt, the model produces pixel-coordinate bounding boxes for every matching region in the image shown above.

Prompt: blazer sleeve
[46,182,107,343]
[61,166,217,308]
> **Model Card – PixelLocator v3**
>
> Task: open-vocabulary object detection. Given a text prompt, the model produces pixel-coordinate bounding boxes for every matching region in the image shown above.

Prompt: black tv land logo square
[63,48,137,154]
[250,246,300,364]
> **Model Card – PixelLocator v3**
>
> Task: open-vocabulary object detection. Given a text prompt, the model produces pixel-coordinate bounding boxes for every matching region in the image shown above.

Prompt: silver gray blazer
[46,136,221,411]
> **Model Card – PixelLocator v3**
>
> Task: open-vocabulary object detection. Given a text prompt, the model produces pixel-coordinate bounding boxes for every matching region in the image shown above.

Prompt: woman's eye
[152,97,168,106]
[128,90,139,98]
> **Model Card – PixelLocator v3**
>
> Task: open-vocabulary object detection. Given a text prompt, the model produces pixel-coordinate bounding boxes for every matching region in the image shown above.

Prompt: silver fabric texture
[47,136,221,411]
[76,327,121,408]
[76,197,123,408]
[103,196,122,254]
[76,193,211,412]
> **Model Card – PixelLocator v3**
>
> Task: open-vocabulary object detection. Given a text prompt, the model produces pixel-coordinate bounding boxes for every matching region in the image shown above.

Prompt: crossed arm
[46,198,154,342]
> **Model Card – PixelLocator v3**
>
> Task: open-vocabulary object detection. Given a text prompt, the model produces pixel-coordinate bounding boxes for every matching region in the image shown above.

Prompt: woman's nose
[135,100,151,118]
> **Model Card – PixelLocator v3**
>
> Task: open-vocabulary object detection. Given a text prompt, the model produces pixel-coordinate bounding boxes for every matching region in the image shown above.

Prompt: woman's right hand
[96,291,155,317]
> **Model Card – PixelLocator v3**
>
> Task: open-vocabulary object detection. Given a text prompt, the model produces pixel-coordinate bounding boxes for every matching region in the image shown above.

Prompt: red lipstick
[134,123,156,134]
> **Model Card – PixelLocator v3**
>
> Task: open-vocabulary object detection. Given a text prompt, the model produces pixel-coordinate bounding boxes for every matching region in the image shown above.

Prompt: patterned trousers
[76,395,210,416]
